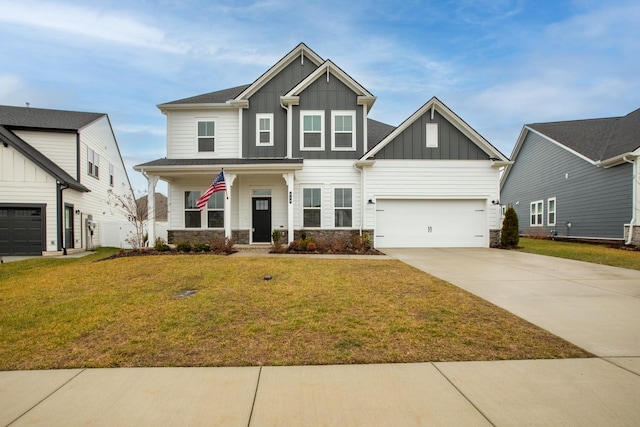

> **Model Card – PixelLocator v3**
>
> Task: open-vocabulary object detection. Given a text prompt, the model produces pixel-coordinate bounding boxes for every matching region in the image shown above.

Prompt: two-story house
[135,43,509,248]
[0,105,135,256]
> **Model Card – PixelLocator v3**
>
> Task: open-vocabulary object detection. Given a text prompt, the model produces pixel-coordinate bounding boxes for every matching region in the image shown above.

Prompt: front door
[252,197,271,243]
[64,205,74,249]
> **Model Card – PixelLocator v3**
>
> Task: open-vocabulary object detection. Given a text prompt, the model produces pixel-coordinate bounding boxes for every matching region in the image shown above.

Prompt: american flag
[196,171,226,211]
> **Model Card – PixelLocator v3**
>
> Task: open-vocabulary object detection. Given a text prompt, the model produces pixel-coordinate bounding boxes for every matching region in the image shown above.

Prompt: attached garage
[375,199,487,248]
[0,205,45,255]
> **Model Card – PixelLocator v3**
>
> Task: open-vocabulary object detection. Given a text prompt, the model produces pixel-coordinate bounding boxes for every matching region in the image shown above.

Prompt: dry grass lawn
[0,249,591,370]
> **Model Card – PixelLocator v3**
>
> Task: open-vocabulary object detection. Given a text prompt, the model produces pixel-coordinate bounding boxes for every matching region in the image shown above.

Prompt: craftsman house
[500,108,640,244]
[135,43,509,248]
[0,105,134,255]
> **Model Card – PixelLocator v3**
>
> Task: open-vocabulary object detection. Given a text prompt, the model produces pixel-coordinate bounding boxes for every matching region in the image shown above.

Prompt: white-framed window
[426,122,438,148]
[530,200,543,226]
[87,148,99,178]
[109,163,114,186]
[334,188,352,228]
[547,197,556,226]
[300,111,324,151]
[256,113,273,146]
[331,111,356,151]
[197,120,215,152]
[185,191,201,228]
[303,187,321,227]
[207,192,225,228]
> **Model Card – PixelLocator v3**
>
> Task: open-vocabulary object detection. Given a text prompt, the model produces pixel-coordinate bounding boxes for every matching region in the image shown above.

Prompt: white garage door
[375,199,486,248]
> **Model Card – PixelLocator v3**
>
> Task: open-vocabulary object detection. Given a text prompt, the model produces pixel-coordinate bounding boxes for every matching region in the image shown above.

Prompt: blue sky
[1,0,638,193]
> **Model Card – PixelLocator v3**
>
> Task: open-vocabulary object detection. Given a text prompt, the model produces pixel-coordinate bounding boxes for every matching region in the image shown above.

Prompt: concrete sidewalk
[2,248,640,426]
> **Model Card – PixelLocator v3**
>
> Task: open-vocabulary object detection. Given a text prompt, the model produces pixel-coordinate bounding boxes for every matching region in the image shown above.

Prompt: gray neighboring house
[500,107,640,244]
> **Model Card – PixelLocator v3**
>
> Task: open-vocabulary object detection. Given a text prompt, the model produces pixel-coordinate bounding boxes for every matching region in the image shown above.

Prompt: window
[109,163,114,186]
[331,111,356,150]
[334,188,352,227]
[207,192,224,228]
[87,148,99,178]
[197,121,215,152]
[185,191,201,228]
[547,198,556,226]
[530,200,543,226]
[300,111,324,150]
[303,188,321,227]
[256,113,273,146]
[426,123,438,148]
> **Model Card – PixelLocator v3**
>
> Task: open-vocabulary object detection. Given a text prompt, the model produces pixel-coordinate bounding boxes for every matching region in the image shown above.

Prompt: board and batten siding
[243,54,318,158]
[167,109,239,159]
[500,131,632,239]
[14,130,78,178]
[373,110,490,160]
[364,160,501,231]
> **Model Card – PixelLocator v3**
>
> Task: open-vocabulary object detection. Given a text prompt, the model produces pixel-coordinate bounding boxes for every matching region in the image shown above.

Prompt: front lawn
[0,249,590,370]
[518,238,640,270]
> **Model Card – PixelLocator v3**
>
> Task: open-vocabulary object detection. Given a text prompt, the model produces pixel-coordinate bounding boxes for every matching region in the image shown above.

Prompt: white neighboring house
[135,43,510,248]
[0,105,135,255]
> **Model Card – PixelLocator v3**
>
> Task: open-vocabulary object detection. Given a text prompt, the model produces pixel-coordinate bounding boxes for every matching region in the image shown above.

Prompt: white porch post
[283,173,295,243]
[224,173,237,240]
[146,174,159,245]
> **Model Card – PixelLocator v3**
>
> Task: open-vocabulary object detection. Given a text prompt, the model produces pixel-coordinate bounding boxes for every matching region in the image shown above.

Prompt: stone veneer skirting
[490,229,500,248]
[294,229,373,242]
[624,225,640,246]
[168,230,225,244]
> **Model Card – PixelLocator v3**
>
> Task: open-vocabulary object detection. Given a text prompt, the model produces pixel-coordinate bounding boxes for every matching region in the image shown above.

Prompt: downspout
[623,156,637,245]
[57,182,70,254]
[353,162,364,236]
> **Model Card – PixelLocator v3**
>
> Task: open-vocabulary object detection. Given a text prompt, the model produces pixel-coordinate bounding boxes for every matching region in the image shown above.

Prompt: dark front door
[64,205,74,249]
[252,197,271,243]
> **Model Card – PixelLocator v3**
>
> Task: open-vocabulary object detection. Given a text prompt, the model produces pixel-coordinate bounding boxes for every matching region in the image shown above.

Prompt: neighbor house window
[300,111,324,150]
[109,163,114,186]
[303,188,321,227]
[207,191,225,228]
[334,188,352,227]
[426,123,438,148]
[530,200,543,226]
[87,148,99,178]
[547,198,556,226]
[256,113,273,146]
[197,121,215,152]
[331,111,356,150]
[185,191,201,228]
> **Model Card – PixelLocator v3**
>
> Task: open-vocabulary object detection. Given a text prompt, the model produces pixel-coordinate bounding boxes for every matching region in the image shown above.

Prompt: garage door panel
[375,199,486,248]
[0,207,44,255]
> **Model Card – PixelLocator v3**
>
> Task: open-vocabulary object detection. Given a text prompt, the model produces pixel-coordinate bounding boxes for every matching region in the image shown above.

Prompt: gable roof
[0,105,104,131]
[367,118,395,150]
[0,125,89,192]
[362,97,509,162]
[162,84,250,105]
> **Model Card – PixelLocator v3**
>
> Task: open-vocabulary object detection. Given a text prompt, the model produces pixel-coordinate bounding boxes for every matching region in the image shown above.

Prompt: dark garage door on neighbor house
[0,206,45,256]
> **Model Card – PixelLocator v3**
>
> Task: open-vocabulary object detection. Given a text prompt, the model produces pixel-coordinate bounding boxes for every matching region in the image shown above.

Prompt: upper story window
[87,148,99,178]
[197,121,215,152]
[530,200,543,226]
[331,111,356,151]
[303,187,321,227]
[334,188,352,227]
[547,198,556,226]
[256,113,273,146]
[426,123,438,148]
[300,111,324,151]
[109,163,114,186]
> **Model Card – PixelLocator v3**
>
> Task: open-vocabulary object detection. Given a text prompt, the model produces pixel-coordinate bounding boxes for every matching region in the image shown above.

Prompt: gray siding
[243,55,318,158]
[373,111,490,160]
[501,131,632,239]
[291,74,364,159]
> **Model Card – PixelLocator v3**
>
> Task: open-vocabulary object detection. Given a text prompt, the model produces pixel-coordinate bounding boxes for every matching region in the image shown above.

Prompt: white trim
[426,122,438,148]
[530,200,544,226]
[547,197,556,226]
[256,113,274,146]
[331,110,356,151]
[300,110,325,151]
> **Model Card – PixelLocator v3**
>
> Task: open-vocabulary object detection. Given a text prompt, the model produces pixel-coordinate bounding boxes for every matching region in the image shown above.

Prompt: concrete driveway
[384,248,640,357]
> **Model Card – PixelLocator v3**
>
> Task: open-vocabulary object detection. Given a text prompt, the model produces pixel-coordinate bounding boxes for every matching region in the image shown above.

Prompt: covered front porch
[134,159,304,246]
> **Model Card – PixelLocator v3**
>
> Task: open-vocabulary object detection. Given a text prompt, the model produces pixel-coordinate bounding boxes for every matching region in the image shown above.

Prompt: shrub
[193,243,210,252]
[501,205,520,247]
[154,237,171,252]
[314,237,328,252]
[288,240,300,251]
[306,241,317,251]
[210,237,235,254]
[176,241,192,252]
[329,238,347,253]
[272,229,284,252]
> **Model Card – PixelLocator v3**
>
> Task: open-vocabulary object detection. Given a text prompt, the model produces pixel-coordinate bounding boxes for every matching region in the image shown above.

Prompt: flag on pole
[196,171,226,211]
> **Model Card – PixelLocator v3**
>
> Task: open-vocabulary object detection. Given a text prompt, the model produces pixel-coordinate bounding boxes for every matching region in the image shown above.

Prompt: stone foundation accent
[168,230,225,244]
[490,229,501,248]
[294,229,374,242]
[232,230,250,245]
[624,224,640,246]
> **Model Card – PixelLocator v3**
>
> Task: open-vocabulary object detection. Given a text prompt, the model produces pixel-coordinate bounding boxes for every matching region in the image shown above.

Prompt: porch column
[282,173,295,243]
[146,174,159,245]
[224,173,237,240]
